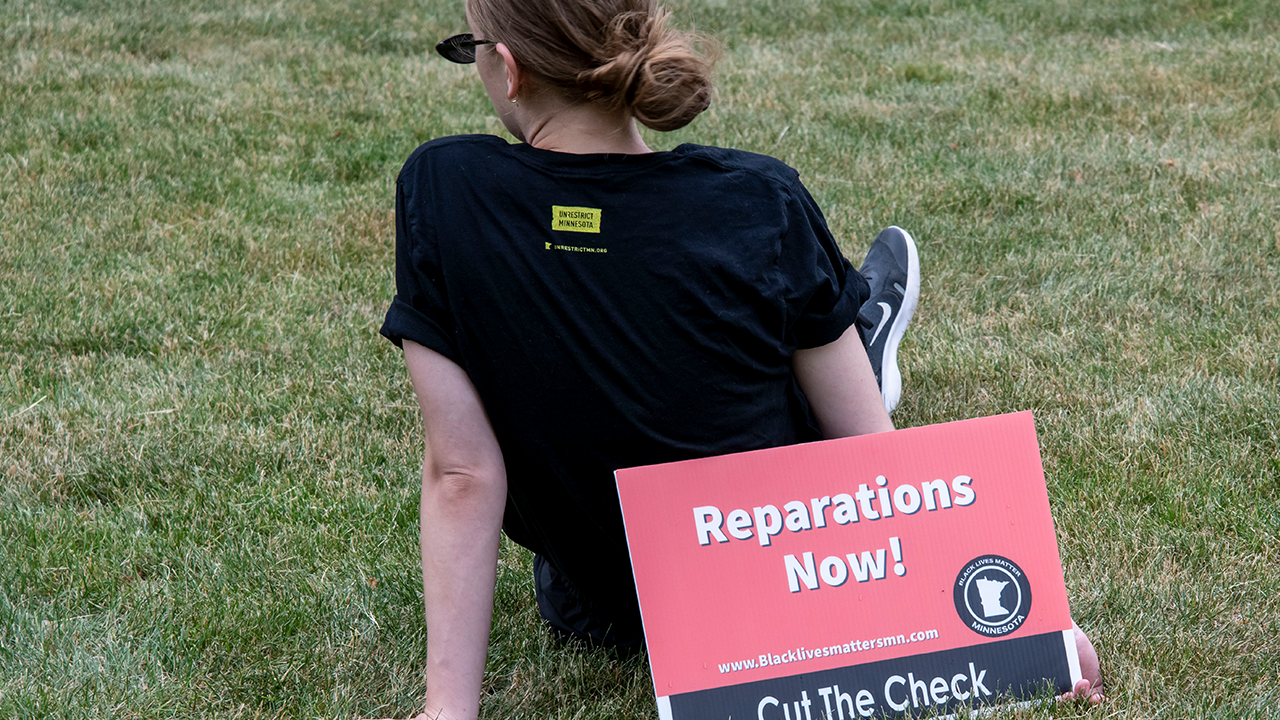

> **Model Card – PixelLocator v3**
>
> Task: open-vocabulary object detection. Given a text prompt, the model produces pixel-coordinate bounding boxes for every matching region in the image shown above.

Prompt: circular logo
[953,555,1032,637]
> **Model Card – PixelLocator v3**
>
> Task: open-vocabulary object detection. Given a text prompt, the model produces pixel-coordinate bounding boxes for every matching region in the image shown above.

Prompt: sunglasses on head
[436,33,496,64]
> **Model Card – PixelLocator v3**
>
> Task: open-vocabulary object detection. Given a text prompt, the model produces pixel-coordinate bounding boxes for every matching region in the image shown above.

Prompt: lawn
[1,0,1277,718]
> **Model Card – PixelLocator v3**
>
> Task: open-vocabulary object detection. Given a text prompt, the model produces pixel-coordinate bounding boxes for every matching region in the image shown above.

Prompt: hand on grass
[1057,619,1105,706]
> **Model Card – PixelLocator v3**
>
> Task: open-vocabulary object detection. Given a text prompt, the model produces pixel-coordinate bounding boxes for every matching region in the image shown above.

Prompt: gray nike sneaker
[857,226,919,415]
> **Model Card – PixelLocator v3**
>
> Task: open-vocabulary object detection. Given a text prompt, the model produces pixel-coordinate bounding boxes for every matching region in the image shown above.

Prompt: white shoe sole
[879,226,919,415]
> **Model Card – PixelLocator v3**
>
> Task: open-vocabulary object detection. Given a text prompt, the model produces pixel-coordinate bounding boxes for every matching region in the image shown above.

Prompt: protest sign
[615,411,1081,719]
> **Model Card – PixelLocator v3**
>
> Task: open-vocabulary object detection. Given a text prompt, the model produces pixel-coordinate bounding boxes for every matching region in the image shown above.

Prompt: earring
[510,96,518,104]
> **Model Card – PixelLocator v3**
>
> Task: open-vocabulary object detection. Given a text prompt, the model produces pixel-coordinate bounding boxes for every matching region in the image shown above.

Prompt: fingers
[1056,678,1105,706]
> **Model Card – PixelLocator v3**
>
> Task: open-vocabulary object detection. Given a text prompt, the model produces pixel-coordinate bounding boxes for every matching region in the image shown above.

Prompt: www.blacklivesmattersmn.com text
[718,629,941,674]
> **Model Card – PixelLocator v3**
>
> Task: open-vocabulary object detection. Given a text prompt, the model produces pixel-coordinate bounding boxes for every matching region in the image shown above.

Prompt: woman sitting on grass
[375,0,1103,717]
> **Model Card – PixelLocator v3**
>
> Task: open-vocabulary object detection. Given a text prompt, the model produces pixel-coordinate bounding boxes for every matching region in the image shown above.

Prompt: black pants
[533,554,645,655]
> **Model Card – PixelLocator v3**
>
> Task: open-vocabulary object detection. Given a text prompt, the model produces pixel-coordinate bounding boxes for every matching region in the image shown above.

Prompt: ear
[495,43,521,101]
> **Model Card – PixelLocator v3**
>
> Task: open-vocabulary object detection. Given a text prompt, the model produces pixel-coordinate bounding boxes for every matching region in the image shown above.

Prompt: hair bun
[468,0,717,131]
[577,8,714,131]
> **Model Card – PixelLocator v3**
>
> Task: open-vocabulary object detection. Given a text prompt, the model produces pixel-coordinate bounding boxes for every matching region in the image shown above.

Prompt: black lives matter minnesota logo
[954,555,1032,637]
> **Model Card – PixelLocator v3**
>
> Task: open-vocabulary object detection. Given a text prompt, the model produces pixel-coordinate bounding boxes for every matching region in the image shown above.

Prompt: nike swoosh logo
[868,302,892,346]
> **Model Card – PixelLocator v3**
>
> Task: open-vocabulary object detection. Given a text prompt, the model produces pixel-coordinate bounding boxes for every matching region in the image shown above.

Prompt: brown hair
[467,0,716,131]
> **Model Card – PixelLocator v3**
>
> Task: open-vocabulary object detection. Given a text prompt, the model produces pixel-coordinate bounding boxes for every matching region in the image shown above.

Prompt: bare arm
[792,323,895,438]
[402,340,507,720]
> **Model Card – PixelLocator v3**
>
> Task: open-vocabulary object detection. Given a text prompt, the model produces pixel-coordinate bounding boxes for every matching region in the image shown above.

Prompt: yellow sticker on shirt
[552,206,602,233]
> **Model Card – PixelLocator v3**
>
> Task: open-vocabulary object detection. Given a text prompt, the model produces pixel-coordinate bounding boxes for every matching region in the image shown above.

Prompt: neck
[519,100,652,155]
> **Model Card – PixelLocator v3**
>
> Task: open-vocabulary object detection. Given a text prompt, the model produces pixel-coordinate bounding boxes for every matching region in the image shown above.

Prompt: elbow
[423,460,506,505]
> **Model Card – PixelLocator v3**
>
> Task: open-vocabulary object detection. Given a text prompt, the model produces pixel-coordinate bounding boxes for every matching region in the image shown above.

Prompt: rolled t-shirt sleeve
[379,175,463,365]
[779,179,870,350]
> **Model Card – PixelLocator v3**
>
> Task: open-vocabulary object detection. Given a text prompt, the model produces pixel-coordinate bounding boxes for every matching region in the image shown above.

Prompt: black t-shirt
[380,134,868,633]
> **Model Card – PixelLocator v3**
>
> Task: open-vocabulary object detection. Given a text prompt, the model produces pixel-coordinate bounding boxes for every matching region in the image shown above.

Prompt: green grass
[2,0,1278,717]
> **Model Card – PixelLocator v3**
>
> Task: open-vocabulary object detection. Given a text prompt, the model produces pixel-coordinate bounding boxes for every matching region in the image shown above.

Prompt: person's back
[384,133,869,645]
